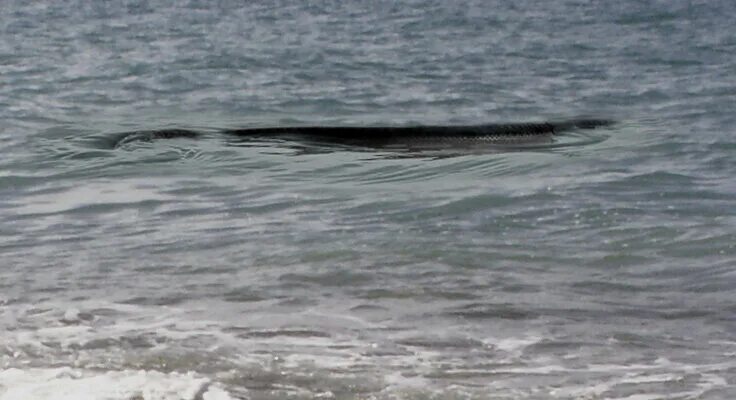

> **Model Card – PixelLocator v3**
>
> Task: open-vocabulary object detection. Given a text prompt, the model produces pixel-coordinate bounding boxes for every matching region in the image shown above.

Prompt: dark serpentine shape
[110,119,613,149]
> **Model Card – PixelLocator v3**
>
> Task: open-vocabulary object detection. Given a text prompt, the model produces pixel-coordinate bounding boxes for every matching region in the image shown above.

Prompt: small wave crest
[0,368,233,400]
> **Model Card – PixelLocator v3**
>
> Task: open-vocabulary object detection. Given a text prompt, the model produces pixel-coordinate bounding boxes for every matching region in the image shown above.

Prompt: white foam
[0,368,235,400]
[486,335,542,353]
[3,300,734,399]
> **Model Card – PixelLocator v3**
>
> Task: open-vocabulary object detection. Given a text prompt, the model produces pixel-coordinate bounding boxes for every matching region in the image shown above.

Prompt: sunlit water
[2,1,735,399]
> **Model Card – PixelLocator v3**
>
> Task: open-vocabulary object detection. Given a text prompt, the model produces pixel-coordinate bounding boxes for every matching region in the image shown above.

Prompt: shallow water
[2,1,736,399]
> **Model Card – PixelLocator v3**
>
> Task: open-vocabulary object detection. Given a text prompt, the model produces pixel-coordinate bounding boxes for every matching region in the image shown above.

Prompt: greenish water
[1,1,735,399]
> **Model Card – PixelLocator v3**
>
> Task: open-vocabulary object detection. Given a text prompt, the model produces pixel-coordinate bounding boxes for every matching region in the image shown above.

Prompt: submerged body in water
[110,119,614,150]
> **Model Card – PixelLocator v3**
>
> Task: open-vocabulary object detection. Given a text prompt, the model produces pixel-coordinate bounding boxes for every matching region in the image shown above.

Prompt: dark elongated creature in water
[110,119,614,149]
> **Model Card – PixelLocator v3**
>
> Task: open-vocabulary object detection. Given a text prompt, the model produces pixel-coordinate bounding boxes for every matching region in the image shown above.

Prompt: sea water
[1,1,735,398]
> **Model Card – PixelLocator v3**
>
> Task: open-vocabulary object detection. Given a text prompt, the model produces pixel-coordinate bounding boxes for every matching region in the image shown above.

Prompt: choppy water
[2,1,736,399]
